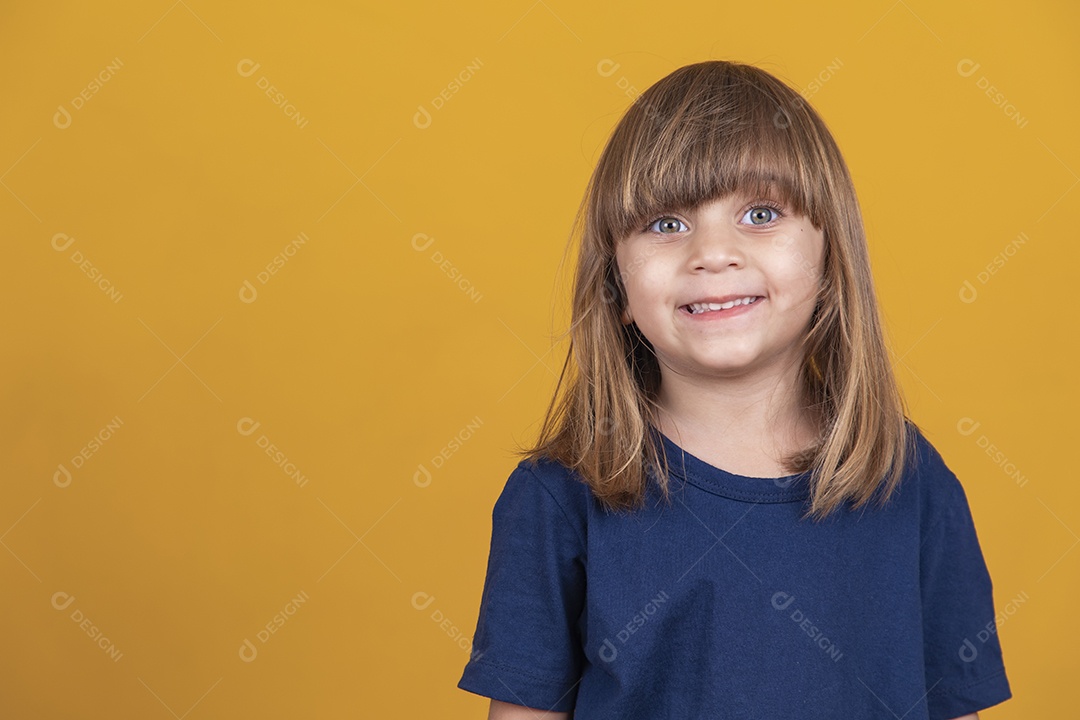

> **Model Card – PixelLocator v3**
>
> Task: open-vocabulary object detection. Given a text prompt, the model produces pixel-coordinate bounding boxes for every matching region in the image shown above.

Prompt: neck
[654,357,817,474]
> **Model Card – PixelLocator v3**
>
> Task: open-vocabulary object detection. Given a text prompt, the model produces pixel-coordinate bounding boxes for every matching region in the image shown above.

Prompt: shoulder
[494,456,593,546]
[906,422,976,535]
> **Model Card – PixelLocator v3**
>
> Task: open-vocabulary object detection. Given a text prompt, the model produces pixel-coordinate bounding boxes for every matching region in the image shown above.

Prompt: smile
[681,296,762,315]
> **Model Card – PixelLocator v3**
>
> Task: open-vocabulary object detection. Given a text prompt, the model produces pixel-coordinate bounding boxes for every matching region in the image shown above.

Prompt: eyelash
[641,200,786,234]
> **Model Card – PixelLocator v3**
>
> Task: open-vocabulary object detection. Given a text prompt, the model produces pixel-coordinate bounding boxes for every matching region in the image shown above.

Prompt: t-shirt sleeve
[919,445,1012,719]
[457,462,586,712]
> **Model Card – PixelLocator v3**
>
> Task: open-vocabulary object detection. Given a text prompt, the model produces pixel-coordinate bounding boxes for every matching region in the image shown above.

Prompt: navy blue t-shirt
[457,426,1012,718]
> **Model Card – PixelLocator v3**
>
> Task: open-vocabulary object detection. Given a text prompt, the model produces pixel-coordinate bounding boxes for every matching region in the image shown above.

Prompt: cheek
[768,235,823,289]
[615,247,655,298]
[626,266,671,311]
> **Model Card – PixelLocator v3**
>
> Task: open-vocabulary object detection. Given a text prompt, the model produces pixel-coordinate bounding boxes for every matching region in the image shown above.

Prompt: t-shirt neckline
[654,428,812,504]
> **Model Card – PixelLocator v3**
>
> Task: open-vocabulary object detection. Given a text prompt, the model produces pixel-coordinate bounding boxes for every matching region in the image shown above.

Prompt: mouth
[679,296,764,315]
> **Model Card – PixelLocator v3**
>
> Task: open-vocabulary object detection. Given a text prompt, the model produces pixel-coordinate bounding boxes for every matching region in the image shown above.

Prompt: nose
[686,220,744,271]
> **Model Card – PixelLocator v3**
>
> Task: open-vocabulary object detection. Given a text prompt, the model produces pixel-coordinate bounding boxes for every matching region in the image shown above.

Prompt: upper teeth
[686,296,759,313]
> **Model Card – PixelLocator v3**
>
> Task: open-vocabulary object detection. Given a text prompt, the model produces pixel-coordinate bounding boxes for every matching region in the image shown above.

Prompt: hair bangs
[600,79,827,245]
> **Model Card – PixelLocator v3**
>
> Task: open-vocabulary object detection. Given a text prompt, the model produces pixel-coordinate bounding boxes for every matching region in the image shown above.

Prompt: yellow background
[2,0,1075,716]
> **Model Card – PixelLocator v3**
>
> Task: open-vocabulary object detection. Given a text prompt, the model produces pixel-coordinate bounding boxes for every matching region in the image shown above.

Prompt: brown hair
[516,60,918,522]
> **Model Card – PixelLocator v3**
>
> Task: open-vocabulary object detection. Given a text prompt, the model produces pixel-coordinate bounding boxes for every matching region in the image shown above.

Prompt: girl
[457,60,1011,719]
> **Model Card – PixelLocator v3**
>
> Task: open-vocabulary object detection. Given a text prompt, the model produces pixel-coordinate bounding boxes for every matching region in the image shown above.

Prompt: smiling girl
[457,60,1012,720]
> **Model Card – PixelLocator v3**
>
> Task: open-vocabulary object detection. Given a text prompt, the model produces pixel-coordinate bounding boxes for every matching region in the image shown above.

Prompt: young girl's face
[614,191,824,383]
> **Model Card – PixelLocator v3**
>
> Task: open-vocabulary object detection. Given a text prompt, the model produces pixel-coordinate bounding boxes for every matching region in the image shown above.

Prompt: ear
[620,306,633,325]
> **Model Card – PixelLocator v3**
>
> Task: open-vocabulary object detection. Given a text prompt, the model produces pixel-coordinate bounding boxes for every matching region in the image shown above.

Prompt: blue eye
[742,204,783,225]
[645,216,688,234]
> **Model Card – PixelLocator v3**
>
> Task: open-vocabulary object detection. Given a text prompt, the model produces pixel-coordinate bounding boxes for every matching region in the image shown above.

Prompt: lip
[678,295,765,319]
